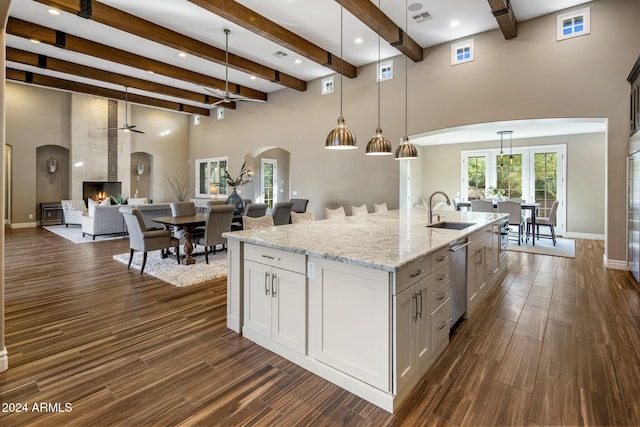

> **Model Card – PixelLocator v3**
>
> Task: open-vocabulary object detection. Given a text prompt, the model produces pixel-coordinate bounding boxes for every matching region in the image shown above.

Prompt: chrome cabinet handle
[264,271,270,295]
[409,269,424,278]
[262,254,281,261]
[438,320,447,330]
[271,273,278,298]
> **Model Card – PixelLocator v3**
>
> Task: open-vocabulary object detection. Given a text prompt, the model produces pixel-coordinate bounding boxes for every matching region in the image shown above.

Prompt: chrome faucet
[428,191,451,224]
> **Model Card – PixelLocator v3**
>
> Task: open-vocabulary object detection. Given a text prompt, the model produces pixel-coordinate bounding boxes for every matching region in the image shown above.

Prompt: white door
[271,268,306,353]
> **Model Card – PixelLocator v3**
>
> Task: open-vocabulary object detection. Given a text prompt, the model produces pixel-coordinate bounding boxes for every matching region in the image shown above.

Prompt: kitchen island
[223,208,508,412]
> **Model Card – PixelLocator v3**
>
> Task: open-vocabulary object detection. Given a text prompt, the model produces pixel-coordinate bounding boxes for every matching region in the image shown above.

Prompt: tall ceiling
[6,0,592,117]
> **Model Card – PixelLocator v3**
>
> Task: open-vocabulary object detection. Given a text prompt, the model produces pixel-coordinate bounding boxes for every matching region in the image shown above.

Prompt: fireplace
[82,181,122,204]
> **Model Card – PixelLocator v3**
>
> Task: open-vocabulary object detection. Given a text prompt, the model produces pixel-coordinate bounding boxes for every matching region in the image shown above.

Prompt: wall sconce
[46,157,58,184]
[135,163,145,181]
[246,167,254,181]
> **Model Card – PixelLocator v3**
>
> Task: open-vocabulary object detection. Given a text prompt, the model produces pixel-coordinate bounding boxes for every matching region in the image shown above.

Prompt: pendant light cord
[340,7,344,117]
[404,0,408,139]
[377,0,381,128]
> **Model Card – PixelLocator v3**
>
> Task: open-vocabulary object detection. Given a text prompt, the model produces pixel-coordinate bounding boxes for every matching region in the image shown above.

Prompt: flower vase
[226,188,244,215]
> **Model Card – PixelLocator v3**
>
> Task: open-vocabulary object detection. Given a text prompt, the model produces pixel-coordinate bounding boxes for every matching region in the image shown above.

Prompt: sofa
[81,205,127,239]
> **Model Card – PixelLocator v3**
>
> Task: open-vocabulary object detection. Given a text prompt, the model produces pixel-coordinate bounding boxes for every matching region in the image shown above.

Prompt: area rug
[44,225,125,244]
[506,237,575,258]
[112,249,227,287]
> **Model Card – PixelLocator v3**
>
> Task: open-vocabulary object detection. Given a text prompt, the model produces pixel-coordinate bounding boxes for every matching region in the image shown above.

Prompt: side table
[40,202,63,226]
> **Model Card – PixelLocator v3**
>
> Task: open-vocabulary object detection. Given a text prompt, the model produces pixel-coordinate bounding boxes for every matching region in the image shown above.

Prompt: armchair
[61,200,86,227]
[120,207,180,274]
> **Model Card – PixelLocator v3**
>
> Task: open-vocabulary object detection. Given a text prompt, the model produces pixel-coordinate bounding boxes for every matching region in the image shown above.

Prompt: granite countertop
[223,208,507,272]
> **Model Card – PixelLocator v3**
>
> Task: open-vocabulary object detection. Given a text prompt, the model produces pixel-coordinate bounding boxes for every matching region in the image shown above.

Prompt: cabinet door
[394,285,417,394]
[430,299,450,353]
[271,267,306,353]
[244,260,272,338]
[467,245,485,309]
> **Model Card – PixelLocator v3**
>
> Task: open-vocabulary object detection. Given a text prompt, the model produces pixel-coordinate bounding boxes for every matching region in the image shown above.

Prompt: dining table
[151,214,207,265]
[456,200,541,245]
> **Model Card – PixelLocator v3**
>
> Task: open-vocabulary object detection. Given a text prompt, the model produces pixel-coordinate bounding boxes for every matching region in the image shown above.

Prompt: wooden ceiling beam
[335,0,423,62]
[7,18,266,102]
[33,0,306,92]
[6,68,211,116]
[187,0,357,78]
[6,47,235,109]
[487,0,518,39]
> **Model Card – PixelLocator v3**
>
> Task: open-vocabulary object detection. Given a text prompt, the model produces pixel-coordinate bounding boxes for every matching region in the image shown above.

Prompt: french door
[261,158,277,210]
[462,145,565,235]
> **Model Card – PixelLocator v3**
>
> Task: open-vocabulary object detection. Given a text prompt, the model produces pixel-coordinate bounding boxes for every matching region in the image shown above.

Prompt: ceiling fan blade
[211,99,225,107]
[237,97,266,103]
[129,128,145,134]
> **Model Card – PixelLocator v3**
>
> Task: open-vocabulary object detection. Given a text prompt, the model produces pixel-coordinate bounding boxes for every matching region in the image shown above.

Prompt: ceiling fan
[109,87,145,134]
[204,29,266,107]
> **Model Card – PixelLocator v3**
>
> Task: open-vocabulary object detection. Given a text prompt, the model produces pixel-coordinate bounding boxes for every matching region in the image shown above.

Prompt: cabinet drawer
[245,244,306,274]
[428,263,449,292]
[428,280,449,314]
[396,255,430,294]
[431,299,450,352]
[430,247,449,271]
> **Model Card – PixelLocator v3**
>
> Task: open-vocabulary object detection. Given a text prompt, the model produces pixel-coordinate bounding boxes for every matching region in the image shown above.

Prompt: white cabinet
[394,249,450,395]
[467,231,489,311]
[243,245,306,354]
[308,257,392,392]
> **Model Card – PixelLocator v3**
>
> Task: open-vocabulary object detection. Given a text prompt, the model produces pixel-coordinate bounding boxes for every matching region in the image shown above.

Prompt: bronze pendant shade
[326,7,357,150]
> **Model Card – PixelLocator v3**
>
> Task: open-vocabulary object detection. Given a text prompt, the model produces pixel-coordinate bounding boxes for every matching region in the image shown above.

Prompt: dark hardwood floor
[1,227,639,426]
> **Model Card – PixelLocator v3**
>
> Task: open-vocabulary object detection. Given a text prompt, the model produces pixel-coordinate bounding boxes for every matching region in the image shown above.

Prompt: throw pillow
[87,198,97,217]
[100,198,111,207]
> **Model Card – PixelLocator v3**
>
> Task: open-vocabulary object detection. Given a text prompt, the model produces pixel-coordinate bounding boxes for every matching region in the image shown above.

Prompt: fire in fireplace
[82,181,122,204]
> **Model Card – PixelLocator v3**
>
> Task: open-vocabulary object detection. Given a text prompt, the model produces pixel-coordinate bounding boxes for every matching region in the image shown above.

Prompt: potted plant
[221,162,249,214]
[165,173,193,202]
[110,193,129,205]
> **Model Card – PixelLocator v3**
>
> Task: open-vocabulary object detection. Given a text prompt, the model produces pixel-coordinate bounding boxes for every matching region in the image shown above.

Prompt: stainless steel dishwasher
[449,238,469,330]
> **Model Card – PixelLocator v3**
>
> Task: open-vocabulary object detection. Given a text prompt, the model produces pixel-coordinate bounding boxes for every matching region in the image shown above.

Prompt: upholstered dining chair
[232,203,269,230]
[290,198,309,213]
[527,200,559,246]
[325,206,346,219]
[272,201,294,226]
[169,201,197,238]
[373,202,388,213]
[351,204,368,216]
[291,211,315,224]
[243,214,275,230]
[191,204,235,263]
[120,207,180,274]
[470,199,494,213]
[61,199,86,227]
[497,200,525,245]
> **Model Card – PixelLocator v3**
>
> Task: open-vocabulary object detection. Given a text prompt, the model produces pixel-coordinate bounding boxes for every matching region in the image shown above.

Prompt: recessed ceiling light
[178,52,187,58]
[249,75,257,80]
[355,37,363,44]
[450,20,460,28]
[48,9,60,15]
[294,59,302,64]
[408,2,423,12]
[30,39,41,44]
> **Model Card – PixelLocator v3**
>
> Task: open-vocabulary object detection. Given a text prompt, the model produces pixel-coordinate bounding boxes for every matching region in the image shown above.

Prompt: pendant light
[395,0,418,160]
[507,130,514,165]
[497,130,506,168]
[365,0,392,156]
[326,7,357,150]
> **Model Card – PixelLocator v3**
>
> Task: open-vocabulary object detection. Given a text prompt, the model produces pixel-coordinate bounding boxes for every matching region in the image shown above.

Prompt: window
[321,76,334,95]
[451,39,474,65]
[195,156,228,197]
[496,153,523,199]
[557,7,590,41]
[378,60,393,81]
[466,155,487,200]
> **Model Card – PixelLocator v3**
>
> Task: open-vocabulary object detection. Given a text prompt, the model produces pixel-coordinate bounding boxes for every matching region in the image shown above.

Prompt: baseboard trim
[604,256,627,271]
[563,232,604,240]
[10,222,37,229]
[0,347,8,372]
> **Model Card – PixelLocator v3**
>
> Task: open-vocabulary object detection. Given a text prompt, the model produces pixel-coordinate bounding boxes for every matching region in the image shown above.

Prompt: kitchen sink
[426,221,475,230]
